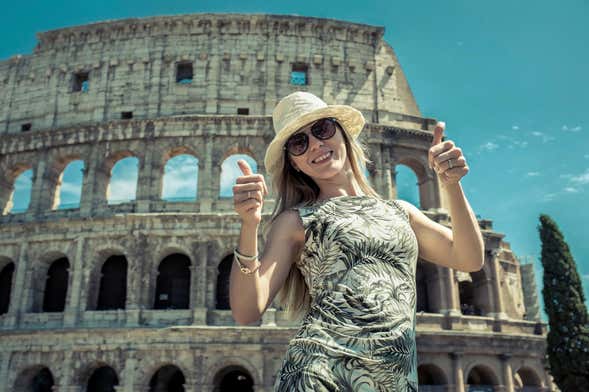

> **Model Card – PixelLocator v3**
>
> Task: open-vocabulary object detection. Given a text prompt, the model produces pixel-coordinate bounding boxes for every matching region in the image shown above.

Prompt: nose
[307,130,325,153]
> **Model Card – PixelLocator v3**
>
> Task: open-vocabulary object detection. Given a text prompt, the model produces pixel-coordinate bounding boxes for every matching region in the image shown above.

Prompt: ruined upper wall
[0,13,422,134]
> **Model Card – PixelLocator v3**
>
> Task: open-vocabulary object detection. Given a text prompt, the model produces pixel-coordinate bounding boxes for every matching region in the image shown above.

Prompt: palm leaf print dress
[274,195,419,392]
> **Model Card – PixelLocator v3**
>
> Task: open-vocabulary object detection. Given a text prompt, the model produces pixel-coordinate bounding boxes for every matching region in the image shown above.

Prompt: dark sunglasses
[283,118,339,156]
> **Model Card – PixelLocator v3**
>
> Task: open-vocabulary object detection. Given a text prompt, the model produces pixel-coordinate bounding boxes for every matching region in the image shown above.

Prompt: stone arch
[85,365,120,392]
[153,253,191,309]
[514,366,544,389]
[48,154,85,210]
[394,162,422,209]
[96,255,128,310]
[215,253,233,310]
[102,150,141,205]
[393,155,431,209]
[218,148,258,199]
[458,265,493,316]
[212,364,255,392]
[0,259,16,314]
[86,246,128,310]
[28,250,70,313]
[161,148,200,202]
[206,357,260,390]
[42,257,70,312]
[13,365,55,392]
[465,363,500,389]
[417,363,448,385]
[1,163,33,215]
[416,260,438,313]
[148,364,187,392]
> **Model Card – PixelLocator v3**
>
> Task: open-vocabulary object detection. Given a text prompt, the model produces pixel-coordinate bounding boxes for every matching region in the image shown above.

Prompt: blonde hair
[261,124,381,320]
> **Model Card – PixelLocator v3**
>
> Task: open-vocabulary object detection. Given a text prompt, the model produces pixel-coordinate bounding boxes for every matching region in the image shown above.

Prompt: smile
[312,151,333,164]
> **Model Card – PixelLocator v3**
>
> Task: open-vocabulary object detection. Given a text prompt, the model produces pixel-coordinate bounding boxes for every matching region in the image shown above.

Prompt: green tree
[538,214,589,391]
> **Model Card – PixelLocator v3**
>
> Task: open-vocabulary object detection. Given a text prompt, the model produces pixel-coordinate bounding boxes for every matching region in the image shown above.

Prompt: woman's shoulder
[272,208,306,242]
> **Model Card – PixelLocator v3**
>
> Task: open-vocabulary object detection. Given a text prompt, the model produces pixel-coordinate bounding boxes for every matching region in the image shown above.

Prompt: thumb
[432,121,445,146]
[237,159,253,176]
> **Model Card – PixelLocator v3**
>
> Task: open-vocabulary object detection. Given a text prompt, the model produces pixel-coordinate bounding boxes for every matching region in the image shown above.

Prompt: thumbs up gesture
[428,121,469,186]
[233,160,269,225]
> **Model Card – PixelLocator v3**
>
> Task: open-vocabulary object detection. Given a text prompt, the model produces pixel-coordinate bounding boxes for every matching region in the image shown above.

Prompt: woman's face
[287,119,349,180]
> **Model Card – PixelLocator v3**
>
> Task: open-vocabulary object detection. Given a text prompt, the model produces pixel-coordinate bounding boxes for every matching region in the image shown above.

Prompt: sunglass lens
[286,133,308,156]
[313,118,337,139]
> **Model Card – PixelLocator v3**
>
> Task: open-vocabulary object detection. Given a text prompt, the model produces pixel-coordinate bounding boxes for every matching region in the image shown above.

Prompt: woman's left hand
[428,121,470,186]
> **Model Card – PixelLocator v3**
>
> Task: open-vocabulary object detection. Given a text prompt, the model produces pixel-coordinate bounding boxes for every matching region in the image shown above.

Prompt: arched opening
[213,365,254,392]
[219,154,257,198]
[42,257,69,312]
[154,254,191,309]
[54,160,85,210]
[0,262,15,314]
[149,365,186,392]
[97,256,128,310]
[107,157,139,204]
[514,367,543,391]
[14,366,55,392]
[466,365,498,392]
[418,363,448,391]
[3,168,33,214]
[394,164,421,209]
[216,256,232,310]
[458,269,489,316]
[162,154,199,202]
[87,366,119,392]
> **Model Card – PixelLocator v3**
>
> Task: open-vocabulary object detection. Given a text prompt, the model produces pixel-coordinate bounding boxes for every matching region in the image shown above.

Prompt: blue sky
[3,0,588,321]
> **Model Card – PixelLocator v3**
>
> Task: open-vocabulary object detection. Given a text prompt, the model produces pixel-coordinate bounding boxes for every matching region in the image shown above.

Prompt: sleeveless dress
[273,195,420,392]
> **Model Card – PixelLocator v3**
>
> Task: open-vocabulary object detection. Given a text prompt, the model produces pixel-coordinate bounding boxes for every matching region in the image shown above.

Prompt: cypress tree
[538,214,589,391]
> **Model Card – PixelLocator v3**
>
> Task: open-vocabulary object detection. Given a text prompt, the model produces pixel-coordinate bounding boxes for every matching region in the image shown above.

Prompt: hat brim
[264,105,365,176]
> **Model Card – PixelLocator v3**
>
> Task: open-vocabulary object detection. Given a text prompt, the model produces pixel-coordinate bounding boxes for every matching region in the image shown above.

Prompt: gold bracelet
[234,253,260,275]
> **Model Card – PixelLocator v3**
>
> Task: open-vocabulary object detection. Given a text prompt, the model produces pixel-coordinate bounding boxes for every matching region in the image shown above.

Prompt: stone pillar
[120,350,138,392]
[489,250,507,320]
[136,137,155,213]
[0,351,10,392]
[79,145,100,217]
[0,176,14,215]
[192,243,208,325]
[28,155,50,216]
[199,134,214,213]
[440,267,461,317]
[205,52,219,114]
[449,352,465,392]
[126,253,142,327]
[64,236,86,327]
[5,241,29,327]
[500,353,515,392]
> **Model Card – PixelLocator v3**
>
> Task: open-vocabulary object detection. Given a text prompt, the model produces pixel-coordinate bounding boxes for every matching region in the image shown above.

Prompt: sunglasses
[283,118,339,156]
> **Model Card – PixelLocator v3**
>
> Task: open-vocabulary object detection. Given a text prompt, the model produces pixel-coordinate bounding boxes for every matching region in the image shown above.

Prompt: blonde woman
[231,91,484,391]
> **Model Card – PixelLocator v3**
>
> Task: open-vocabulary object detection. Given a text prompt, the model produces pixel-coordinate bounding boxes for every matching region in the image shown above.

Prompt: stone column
[5,241,29,327]
[489,249,507,320]
[0,351,10,392]
[120,350,138,392]
[440,267,461,318]
[0,176,13,215]
[27,154,50,216]
[126,253,142,327]
[500,353,515,392]
[79,145,100,217]
[198,134,214,212]
[192,243,208,325]
[136,135,155,213]
[64,236,86,327]
[449,352,465,392]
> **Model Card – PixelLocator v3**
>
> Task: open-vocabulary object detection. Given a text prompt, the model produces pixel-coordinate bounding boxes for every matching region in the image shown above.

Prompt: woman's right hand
[233,160,269,226]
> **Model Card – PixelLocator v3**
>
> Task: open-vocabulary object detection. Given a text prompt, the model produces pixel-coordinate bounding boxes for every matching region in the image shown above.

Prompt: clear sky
[3,0,588,321]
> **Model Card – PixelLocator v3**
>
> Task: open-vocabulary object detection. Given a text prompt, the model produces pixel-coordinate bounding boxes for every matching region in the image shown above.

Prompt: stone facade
[0,13,554,391]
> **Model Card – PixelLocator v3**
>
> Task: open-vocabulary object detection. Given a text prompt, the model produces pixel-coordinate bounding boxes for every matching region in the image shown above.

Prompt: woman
[230,91,484,391]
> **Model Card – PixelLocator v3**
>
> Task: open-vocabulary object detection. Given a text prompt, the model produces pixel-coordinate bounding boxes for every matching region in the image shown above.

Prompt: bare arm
[230,209,305,325]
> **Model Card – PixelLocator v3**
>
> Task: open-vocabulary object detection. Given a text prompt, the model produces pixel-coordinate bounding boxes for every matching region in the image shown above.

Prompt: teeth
[314,152,331,163]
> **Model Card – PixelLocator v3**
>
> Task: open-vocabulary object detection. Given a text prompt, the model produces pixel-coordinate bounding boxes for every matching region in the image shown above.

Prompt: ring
[247,191,251,199]
[448,159,453,169]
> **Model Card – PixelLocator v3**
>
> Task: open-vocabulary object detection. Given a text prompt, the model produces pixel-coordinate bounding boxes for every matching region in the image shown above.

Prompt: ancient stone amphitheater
[0,13,554,392]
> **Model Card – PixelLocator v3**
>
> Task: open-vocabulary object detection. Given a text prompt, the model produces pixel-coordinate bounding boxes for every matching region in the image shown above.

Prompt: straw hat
[264,91,366,177]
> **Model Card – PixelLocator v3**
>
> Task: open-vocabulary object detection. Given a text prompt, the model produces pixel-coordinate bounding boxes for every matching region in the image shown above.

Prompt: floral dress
[274,195,419,392]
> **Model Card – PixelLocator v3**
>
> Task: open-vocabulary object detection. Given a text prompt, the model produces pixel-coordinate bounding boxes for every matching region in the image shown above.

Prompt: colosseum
[0,13,554,392]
